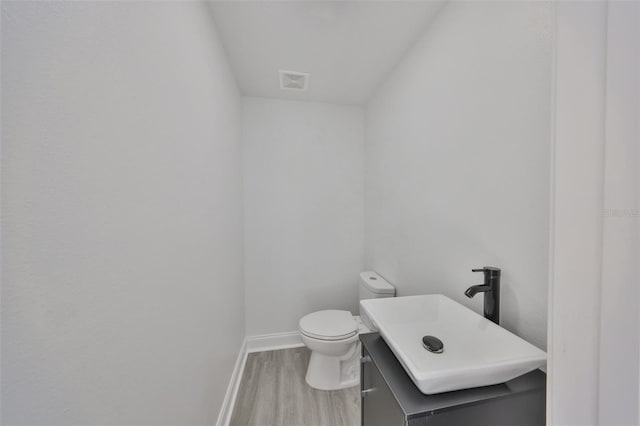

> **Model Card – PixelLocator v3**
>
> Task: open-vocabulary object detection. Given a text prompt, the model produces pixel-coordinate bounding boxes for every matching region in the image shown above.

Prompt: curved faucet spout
[464,284,491,298]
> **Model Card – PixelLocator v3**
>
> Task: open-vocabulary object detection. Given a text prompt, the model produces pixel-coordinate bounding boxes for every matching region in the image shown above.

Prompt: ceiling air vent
[279,70,309,91]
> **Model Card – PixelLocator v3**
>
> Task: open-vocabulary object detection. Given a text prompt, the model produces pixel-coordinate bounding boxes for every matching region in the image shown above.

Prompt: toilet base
[305,342,361,390]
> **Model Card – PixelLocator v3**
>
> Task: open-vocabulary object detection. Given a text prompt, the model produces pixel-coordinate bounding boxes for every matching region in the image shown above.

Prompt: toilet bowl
[298,311,369,390]
[298,272,395,390]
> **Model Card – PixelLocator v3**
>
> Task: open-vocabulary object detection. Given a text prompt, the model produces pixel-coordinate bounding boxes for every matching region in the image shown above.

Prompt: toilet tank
[359,272,395,330]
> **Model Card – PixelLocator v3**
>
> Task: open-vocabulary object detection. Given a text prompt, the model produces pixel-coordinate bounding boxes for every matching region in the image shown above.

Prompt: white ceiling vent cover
[279,70,309,91]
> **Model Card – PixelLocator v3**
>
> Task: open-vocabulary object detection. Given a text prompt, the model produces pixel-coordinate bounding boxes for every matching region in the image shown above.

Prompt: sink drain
[422,336,444,354]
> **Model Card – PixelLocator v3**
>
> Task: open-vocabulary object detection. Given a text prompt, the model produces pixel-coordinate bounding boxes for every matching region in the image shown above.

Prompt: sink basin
[360,294,546,394]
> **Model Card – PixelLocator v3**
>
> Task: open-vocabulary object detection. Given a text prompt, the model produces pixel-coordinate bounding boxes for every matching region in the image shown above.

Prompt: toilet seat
[299,310,357,341]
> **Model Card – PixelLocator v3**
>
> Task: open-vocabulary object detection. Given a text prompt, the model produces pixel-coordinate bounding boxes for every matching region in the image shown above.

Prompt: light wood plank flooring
[230,347,360,426]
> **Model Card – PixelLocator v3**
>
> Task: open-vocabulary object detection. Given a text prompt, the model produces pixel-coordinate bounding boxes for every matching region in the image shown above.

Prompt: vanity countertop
[360,332,546,423]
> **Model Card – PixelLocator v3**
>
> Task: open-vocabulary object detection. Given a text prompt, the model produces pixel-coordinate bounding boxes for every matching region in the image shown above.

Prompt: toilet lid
[299,310,357,341]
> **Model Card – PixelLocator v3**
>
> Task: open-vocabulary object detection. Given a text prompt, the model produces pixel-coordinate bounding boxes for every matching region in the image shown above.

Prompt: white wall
[1,2,244,424]
[598,2,639,424]
[548,2,640,425]
[547,3,607,423]
[243,97,364,336]
[365,1,552,349]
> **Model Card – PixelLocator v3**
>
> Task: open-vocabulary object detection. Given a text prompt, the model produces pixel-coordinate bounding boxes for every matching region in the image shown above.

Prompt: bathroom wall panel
[242,97,365,336]
[597,3,640,423]
[364,1,552,349]
[1,2,244,424]
[549,2,640,424]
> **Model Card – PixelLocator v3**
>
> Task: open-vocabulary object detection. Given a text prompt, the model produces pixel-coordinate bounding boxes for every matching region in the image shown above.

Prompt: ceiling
[208,1,444,105]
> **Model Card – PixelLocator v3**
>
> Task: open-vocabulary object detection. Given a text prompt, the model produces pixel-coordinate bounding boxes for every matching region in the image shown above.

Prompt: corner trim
[216,332,305,425]
[246,331,304,353]
[216,338,248,426]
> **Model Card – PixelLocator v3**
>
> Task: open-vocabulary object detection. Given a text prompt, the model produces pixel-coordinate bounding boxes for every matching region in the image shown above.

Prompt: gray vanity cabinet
[361,351,405,426]
[360,333,546,426]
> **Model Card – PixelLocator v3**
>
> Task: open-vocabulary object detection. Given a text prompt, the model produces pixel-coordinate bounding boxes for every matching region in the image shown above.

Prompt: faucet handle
[472,266,501,277]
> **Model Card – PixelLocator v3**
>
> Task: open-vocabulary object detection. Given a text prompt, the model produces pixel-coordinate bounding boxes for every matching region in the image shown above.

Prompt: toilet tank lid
[360,271,395,294]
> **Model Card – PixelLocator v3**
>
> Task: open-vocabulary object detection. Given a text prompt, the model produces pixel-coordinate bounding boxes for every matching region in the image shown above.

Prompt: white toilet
[298,271,395,390]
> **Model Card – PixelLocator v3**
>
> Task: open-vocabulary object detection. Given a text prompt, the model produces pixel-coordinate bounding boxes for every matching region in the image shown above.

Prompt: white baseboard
[246,331,304,353]
[216,331,304,425]
[216,338,248,426]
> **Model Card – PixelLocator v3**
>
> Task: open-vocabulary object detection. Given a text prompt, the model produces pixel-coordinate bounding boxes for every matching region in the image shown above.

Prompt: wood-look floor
[230,347,360,426]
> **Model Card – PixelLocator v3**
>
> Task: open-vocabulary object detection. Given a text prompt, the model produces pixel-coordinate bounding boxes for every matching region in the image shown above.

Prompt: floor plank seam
[229,347,360,426]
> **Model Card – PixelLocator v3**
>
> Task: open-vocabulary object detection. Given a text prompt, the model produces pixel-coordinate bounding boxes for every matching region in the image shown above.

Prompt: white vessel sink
[360,294,546,394]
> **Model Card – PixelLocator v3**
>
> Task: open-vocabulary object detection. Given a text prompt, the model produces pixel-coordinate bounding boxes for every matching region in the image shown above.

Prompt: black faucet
[464,267,501,324]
